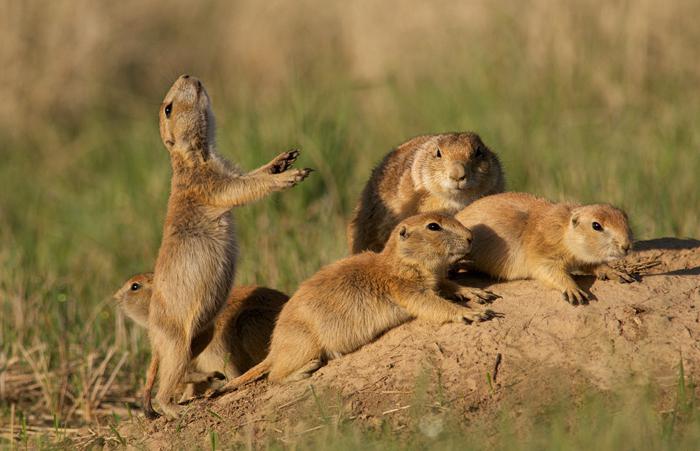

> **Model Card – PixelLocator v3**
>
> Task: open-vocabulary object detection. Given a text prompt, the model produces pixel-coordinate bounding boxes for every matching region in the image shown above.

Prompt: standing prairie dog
[214,213,494,396]
[455,192,634,305]
[113,273,287,399]
[149,75,311,419]
[348,132,504,254]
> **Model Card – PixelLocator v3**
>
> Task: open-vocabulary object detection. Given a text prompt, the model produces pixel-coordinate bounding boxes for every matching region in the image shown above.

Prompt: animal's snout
[620,242,631,254]
[449,163,467,181]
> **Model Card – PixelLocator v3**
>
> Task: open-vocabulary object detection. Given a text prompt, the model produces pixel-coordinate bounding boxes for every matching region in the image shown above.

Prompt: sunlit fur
[148,75,311,419]
[113,273,287,398]
[215,213,490,395]
[455,192,633,303]
[348,132,504,254]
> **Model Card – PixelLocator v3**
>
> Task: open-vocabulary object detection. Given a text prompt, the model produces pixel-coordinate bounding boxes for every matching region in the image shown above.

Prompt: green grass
[1,1,700,448]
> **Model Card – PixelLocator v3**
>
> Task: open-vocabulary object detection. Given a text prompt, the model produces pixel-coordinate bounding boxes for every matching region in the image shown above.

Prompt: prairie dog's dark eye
[592,222,603,231]
[474,146,484,158]
[164,103,173,118]
[130,282,141,291]
[435,147,442,158]
[427,222,442,231]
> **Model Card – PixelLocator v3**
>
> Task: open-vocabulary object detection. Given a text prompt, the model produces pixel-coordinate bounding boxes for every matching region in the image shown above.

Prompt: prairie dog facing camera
[348,132,504,254]
[214,213,495,397]
[455,192,634,305]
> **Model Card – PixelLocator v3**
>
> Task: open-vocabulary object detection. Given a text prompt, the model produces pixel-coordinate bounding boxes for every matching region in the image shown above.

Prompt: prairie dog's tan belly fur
[145,74,311,419]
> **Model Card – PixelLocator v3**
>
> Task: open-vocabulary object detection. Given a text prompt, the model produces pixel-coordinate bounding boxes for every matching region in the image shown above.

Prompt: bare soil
[119,238,700,448]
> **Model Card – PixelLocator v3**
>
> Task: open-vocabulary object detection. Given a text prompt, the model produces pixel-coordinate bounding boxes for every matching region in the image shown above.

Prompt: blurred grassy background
[1,0,699,445]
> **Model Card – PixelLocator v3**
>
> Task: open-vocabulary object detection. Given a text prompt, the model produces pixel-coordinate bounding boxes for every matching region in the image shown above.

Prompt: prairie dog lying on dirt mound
[455,192,634,305]
[348,132,504,254]
[149,75,311,419]
[114,272,287,380]
[214,213,495,396]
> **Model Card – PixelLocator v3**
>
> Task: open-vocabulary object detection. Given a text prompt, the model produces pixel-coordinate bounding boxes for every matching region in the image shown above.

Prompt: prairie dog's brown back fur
[348,132,504,254]
[114,273,287,377]
[148,75,310,418]
[456,192,634,305]
[215,213,492,395]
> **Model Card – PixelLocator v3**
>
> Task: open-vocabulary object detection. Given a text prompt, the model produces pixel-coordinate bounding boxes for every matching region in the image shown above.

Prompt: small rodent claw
[561,288,590,306]
[269,149,300,174]
[276,168,313,188]
[597,267,636,284]
[615,270,636,284]
[457,309,490,324]
[482,309,503,320]
[471,289,501,304]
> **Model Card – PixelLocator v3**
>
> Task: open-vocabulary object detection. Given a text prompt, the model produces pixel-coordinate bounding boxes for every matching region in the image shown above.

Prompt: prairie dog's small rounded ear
[399,226,409,240]
[571,213,580,227]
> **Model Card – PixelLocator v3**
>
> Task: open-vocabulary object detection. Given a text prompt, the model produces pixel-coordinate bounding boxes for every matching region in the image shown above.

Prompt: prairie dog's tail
[215,357,272,396]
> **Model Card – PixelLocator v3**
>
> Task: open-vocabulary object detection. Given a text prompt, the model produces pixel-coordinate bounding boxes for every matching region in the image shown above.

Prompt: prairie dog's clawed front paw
[561,287,590,306]
[268,149,300,174]
[596,266,636,283]
[457,288,501,304]
[275,168,313,189]
[454,309,492,324]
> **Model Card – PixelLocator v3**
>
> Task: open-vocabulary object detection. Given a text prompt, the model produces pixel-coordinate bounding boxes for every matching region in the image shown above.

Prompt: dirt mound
[120,238,700,448]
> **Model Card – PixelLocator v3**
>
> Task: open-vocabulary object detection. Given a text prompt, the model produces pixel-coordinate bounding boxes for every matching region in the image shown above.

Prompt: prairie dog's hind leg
[267,326,323,383]
[282,359,323,383]
[152,330,190,419]
[143,354,160,419]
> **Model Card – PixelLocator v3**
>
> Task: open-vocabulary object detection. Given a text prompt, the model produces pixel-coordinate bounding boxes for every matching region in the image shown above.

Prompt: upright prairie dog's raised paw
[348,132,504,254]
[213,213,495,398]
[455,192,634,306]
[145,75,310,419]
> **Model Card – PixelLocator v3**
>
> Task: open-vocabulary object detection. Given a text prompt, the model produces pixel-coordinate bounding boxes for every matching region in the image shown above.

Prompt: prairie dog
[455,192,634,305]
[348,132,504,254]
[214,213,493,396]
[113,273,287,399]
[149,75,310,418]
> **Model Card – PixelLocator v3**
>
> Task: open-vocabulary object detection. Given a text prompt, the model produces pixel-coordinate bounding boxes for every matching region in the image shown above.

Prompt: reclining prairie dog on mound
[148,75,311,419]
[347,132,504,255]
[213,213,495,396]
[113,272,287,395]
[455,192,634,305]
